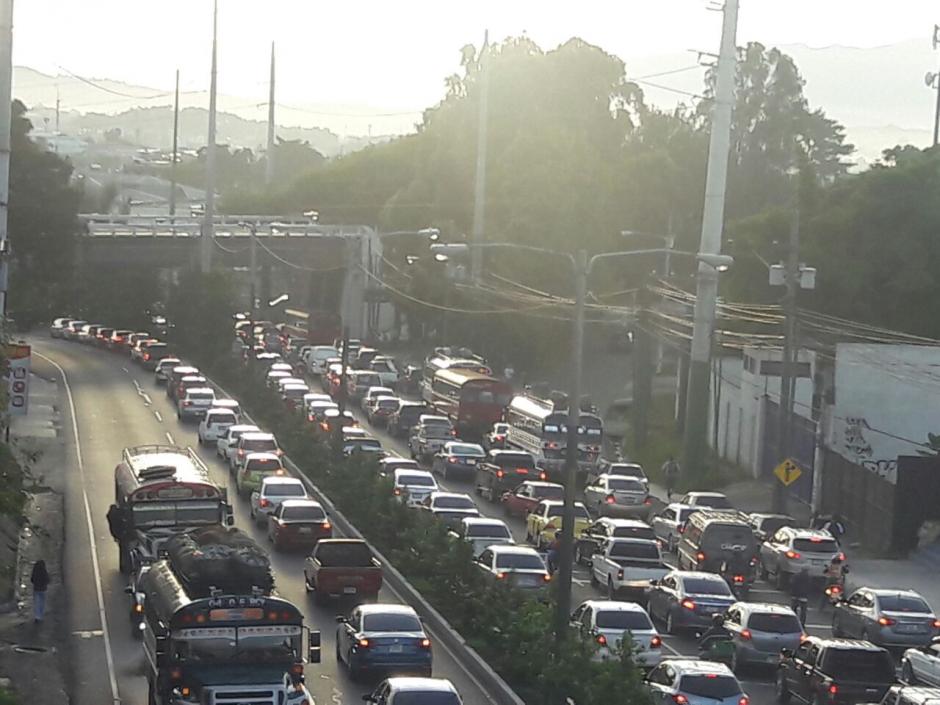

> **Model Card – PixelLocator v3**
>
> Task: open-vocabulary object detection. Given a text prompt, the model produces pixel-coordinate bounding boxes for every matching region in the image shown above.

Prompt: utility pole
[266,42,276,187]
[932,25,940,147]
[201,0,219,273]
[169,69,179,217]
[334,328,350,457]
[249,221,258,351]
[0,0,13,322]
[554,249,587,640]
[469,30,490,283]
[683,0,739,478]
[55,87,60,133]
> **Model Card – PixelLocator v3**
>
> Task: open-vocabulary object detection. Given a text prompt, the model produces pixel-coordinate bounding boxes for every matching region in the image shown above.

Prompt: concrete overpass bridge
[78,215,397,339]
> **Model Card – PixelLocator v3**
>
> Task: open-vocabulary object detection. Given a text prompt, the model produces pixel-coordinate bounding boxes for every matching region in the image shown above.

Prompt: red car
[267,499,332,550]
[500,481,566,518]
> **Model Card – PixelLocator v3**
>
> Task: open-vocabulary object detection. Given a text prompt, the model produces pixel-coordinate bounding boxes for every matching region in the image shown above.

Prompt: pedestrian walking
[30,560,50,623]
[790,567,811,625]
[661,456,680,500]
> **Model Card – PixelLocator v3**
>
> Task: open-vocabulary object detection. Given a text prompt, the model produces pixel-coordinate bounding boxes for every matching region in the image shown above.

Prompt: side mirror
[780,648,793,658]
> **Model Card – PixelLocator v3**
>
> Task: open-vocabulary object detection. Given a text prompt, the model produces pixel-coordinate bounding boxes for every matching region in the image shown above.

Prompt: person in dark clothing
[698,614,732,654]
[790,568,811,624]
[662,457,680,500]
[31,560,50,623]
[546,531,562,575]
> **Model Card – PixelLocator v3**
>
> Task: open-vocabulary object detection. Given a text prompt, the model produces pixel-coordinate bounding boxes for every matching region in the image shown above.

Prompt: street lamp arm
[587,248,676,273]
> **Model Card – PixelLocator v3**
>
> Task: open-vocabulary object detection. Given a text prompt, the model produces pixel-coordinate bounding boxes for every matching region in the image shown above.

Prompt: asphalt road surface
[33,338,502,705]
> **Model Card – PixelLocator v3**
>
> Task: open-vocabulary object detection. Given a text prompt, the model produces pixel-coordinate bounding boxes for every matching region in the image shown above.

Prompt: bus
[429,368,512,437]
[282,308,342,346]
[110,445,232,574]
[504,393,604,480]
[420,347,492,405]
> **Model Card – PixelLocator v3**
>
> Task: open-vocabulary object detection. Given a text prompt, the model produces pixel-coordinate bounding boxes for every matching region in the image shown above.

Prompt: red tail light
[538,471,547,481]
[672,695,688,705]
[932,619,940,629]
[238,449,245,457]
[739,698,749,705]
[143,353,150,361]
[740,629,752,640]
[321,521,332,531]
[681,599,696,610]
[650,635,662,648]
[733,575,746,584]
[696,551,706,562]
[495,435,505,441]
[877,615,895,626]
[678,525,686,533]
[606,494,616,504]
[448,456,458,464]
[785,550,801,559]
[596,634,607,645]
[393,488,402,496]
[259,498,270,508]
[496,571,507,580]
[496,470,504,478]
[836,552,846,561]
[828,684,839,695]
[543,573,551,582]
[418,638,431,648]
[644,497,653,505]
[357,638,370,648]
[515,467,529,474]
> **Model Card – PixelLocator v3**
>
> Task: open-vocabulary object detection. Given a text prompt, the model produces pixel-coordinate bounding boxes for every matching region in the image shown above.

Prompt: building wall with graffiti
[829,343,940,484]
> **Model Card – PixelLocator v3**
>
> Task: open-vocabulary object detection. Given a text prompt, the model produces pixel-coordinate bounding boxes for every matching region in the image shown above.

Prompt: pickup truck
[589,537,669,600]
[303,538,383,605]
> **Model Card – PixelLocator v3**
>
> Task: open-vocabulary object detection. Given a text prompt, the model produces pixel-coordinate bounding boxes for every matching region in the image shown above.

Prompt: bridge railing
[80,214,365,239]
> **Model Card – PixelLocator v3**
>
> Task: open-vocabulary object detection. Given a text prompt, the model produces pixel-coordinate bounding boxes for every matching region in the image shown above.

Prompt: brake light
[134,603,143,614]
[393,488,402,496]
[418,638,431,648]
[740,629,752,640]
[358,639,370,648]
[606,494,616,504]
[515,467,529,474]
[143,353,150,361]
[321,521,331,531]
[681,599,696,610]
[238,449,245,457]
[678,525,685,533]
[877,616,896,626]
[538,471,547,481]
[644,497,653,505]
[733,574,745,584]
[836,552,845,561]
[496,470,504,478]
[495,435,505,441]
[810,537,822,543]
[496,572,507,580]
[650,635,662,648]
[320,422,329,430]
[259,499,270,508]
[828,684,839,695]
[543,573,551,582]
[451,429,457,436]
[596,634,607,645]
[696,551,706,562]
[181,687,191,697]
[546,442,559,449]
[275,468,286,476]
[672,695,688,705]
[448,456,458,464]
[183,401,191,406]
[308,414,314,422]
[739,698,749,705]
[785,550,801,559]
[932,619,940,629]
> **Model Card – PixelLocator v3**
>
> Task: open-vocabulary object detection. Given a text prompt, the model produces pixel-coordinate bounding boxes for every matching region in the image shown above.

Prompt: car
[418,492,480,528]
[902,640,940,686]
[250,476,308,525]
[307,400,339,424]
[173,374,209,404]
[409,415,456,461]
[95,327,115,347]
[301,392,333,416]
[79,323,102,343]
[281,382,310,410]
[265,369,292,389]
[393,469,439,507]
[747,513,796,543]
[775,636,896,705]
[267,498,331,550]
[197,408,238,444]
[275,376,306,395]
[138,341,170,369]
[880,686,940,705]
[49,317,72,338]
[344,436,387,459]
[336,604,432,680]
[125,331,151,353]
[677,511,759,574]
[721,602,804,672]
[378,457,420,477]
[231,432,282,473]
[166,366,200,400]
[575,517,657,565]
[482,422,510,451]
[582,473,652,519]
[153,357,181,384]
[366,396,401,427]
[319,408,358,435]
[361,385,395,413]
[595,460,649,488]
[759,527,843,588]
[177,386,216,420]
[476,450,545,502]
[304,538,383,604]
[474,545,550,591]
[363,678,462,705]
[109,329,134,350]
[387,401,433,438]
[525,499,591,550]
[63,319,87,340]
[129,336,156,360]
[651,503,698,552]
[678,492,735,511]
[833,589,940,648]
[431,442,485,481]
[646,570,736,635]
[500,481,565,518]
[210,398,241,420]
[236,452,286,497]
[347,370,383,401]
[645,659,748,705]
[304,345,339,375]
[448,517,515,557]
[352,346,379,370]
[216,423,260,462]
[571,599,662,667]
[369,356,400,387]
[591,538,670,600]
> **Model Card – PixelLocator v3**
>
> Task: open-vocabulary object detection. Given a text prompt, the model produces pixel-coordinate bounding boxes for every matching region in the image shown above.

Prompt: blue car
[336,604,432,680]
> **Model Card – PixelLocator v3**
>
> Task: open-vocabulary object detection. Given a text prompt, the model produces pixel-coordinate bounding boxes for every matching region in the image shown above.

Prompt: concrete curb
[209,372,526,705]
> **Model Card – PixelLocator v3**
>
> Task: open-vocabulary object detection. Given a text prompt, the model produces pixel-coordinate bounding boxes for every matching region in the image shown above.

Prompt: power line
[55,65,170,100]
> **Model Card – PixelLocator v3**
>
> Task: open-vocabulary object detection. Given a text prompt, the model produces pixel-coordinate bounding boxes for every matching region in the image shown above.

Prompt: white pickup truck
[590,537,669,600]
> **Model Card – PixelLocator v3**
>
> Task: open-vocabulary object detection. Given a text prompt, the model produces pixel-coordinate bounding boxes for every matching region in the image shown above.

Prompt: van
[676,510,758,573]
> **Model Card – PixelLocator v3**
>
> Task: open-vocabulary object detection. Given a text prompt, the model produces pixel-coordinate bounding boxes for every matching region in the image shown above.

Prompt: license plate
[467,459,477,465]
[298,527,313,534]
[701,606,718,614]
[343,586,358,594]
[897,624,927,634]
[389,645,403,653]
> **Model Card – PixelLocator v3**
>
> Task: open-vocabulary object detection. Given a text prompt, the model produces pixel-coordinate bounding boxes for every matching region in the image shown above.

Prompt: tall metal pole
[169,69,180,217]
[201,0,219,273]
[469,30,490,283]
[0,0,13,322]
[266,42,276,187]
[554,249,587,640]
[774,205,799,514]
[249,222,258,337]
[933,25,940,147]
[683,0,739,477]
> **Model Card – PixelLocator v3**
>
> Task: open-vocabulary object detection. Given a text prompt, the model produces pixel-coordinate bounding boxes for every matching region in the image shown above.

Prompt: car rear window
[495,454,536,469]
[245,439,277,452]
[609,542,659,560]
[608,478,646,492]
[362,613,422,632]
[389,693,460,705]
[595,610,653,630]
[823,649,895,682]
[703,525,757,551]
[467,525,511,539]
[793,538,840,553]
[351,440,383,451]
[612,526,656,540]
[434,496,475,509]
[450,444,484,456]
[748,613,802,634]
[495,553,545,570]
[282,505,325,521]
[376,398,399,409]
[266,483,305,497]
[400,475,435,487]
[189,392,214,401]
[247,458,282,472]
[546,505,591,521]
[534,486,565,501]
[315,542,373,566]
[683,578,732,596]
[679,675,741,699]
[697,495,733,509]
[878,595,931,612]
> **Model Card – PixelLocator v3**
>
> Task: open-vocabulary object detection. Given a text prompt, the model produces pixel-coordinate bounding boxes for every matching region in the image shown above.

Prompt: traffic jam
[50,314,940,705]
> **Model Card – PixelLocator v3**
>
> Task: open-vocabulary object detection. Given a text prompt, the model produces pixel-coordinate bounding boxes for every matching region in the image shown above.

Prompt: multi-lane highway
[33,338,502,705]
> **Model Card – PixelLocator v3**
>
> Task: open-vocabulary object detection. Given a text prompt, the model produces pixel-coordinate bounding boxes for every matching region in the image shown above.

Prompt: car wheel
[775,671,791,704]
[902,661,916,685]
[590,569,599,588]
[334,641,342,662]
[831,613,843,637]
[665,610,678,636]
[731,648,742,674]
[575,545,585,565]
[607,579,617,600]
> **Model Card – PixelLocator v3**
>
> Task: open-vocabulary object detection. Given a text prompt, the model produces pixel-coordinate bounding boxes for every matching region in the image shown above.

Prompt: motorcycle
[719,558,756,600]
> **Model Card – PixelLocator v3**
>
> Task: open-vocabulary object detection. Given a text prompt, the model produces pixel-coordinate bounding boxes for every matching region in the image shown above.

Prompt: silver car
[645,659,748,705]
[583,473,651,519]
[449,517,514,557]
[833,588,940,648]
[651,503,697,552]
[759,527,843,588]
[722,602,804,672]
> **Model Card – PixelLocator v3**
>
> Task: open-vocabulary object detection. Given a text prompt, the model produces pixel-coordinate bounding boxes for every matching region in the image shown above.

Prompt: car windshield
[704,525,757,551]
[401,475,435,487]
[244,439,277,452]
[389,693,460,705]
[495,553,545,570]
[497,455,535,469]
[282,505,325,521]
[608,478,646,492]
[748,613,802,634]
[265,484,305,497]
[697,495,733,509]
[679,675,741,699]
[683,578,732,596]
[595,610,653,630]
[362,613,422,632]
[878,595,931,612]
[612,526,655,540]
[450,444,484,456]
[546,505,591,521]
[534,486,565,500]
[434,496,475,509]
[823,650,896,682]
[793,538,840,553]
[247,459,282,472]
[610,542,659,559]
[468,525,511,539]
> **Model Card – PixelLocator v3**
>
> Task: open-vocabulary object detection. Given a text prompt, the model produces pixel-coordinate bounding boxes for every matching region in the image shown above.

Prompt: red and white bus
[429,368,512,437]
[282,308,342,346]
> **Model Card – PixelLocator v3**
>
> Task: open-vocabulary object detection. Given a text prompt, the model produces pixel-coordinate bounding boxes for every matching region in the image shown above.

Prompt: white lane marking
[121,367,128,374]
[153,410,163,423]
[166,431,175,445]
[805,623,833,629]
[35,350,121,705]
[142,393,152,406]
[659,638,682,656]
[747,588,779,595]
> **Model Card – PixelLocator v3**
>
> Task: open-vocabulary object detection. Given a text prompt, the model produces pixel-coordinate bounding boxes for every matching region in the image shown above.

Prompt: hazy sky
[12,0,940,115]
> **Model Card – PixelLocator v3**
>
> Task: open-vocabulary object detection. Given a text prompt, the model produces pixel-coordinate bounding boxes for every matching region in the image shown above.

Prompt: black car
[387,401,432,438]
[431,442,486,481]
[776,637,896,705]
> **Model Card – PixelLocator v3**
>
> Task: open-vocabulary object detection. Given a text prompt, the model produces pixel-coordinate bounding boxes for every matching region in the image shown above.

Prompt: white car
[250,476,308,525]
[230,431,281,473]
[211,398,241,421]
[177,386,216,420]
[216,423,260,462]
[360,385,394,412]
[903,638,940,686]
[650,503,697,552]
[154,357,181,384]
[392,469,439,507]
[571,600,662,667]
[304,346,339,375]
[197,408,238,444]
[301,392,332,413]
[450,517,515,557]
[364,678,462,705]
[759,527,843,587]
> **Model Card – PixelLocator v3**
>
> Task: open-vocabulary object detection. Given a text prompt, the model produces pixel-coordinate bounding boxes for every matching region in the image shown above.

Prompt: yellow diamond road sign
[774,459,802,486]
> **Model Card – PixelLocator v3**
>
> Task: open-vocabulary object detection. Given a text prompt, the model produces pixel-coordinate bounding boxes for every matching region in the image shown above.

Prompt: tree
[8,99,82,327]
[166,269,238,364]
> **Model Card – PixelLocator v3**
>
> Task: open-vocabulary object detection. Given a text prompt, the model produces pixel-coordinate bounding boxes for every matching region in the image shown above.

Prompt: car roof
[381,457,418,466]
[665,503,695,512]
[540,499,587,508]
[664,659,735,676]
[244,452,282,462]
[429,491,473,500]
[779,527,835,540]
[366,386,394,393]
[279,498,320,509]
[521,481,563,489]
[601,473,647,484]
[385,678,457,693]
[180,375,207,382]
[240,431,276,440]
[803,636,888,652]
[581,599,649,613]
[375,395,399,402]
[608,537,659,546]
[444,441,483,451]
[671,570,725,582]
[358,603,418,617]
[261,476,303,487]
[731,601,798,616]
[184,387,214,395]
[462,517,508,527]
[419,414,450,423]
[228,424,259,432]
[749,512,793,521]
[394,469,434,479]
[490,545,539,556]
[867,588,927,599]
[205,407,237,416]
[598,518,651,528]
[686,491,728,499]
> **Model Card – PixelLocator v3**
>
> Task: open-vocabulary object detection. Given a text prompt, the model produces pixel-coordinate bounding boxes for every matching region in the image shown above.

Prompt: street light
[430,241,731,639]
[268,293,289,307]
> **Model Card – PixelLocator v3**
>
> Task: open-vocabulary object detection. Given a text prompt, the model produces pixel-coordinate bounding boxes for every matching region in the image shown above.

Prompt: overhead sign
[3,344,30,416]
[774,458,802,487]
